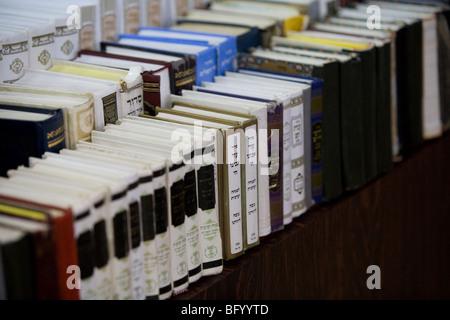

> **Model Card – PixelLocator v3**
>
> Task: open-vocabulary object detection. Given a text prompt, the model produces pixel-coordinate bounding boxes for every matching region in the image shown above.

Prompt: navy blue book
[0,104,66,177]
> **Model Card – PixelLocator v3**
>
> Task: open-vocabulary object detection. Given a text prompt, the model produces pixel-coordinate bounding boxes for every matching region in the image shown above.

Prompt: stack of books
[0,0,449,300]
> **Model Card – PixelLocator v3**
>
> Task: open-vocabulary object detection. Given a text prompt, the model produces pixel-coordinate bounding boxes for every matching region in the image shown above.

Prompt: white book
[198,79,293,225]
[0,85,94,149]
[0,17,55,70]
[0,180,97,300]
[140,0,171,28]
[81,0,118,43]
[0,0,97,51]
[89,131,175,300]
[4,173,106,300]
[57,148,159,299]
[6,167,114,300]
[213,74,308,220]
[110,121,206,283]
[14,161,129,300]
[27,156,136,300]
[74,141,164,300]
[121,116,224,276]
[41,152,147,301]
[13,69,120,132]
[153,109,245,260]
[0,4,79,61]
[49,59,144,121]
[167,104,260,247]
[97,126,193,295]
[75,53,172,109]
[116,0,141,35]
[177,90,273,236]
[221,71,312,215]
[0,28,29,83]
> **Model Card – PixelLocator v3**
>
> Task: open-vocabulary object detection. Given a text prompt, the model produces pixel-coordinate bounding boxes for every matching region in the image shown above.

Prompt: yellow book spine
[287,34,370,51]
[283,15,308,35]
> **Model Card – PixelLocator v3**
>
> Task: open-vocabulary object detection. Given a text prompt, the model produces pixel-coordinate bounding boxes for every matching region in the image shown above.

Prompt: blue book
[0,104,66,177]
[117,34,217,86]
[237,69,324,205]
[137,27,237,76]
[175,20,261,53]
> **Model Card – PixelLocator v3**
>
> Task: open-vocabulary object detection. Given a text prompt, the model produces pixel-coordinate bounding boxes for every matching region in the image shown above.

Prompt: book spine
[100,0,118,42]
[67,100,95,149]
[302,87,313,210]
[92,200,115,300]
[312,65,343,202]
[0,244,6,300]
[183,162,202,283]
[437,13,450,131]
[153,168,172,300]
[78,5,97,51]
[29,229,60,300]
[0,39,29,83]
[267,103,284,233]
[41,109,67,153]
[359,51,378,183]
[51,209,80,300]
[97,90,119,131]
[108,190,132,300]
[53,25,79,61]
[139,175,159,300]
[119,69,144,118]
[74,209,97,300]
[282,103,292,225]
[194,48,217,86]
[244,123,259,249]
[127,180,146,300]
[310,84,324,205]
[1,232,36,299]
[29,32,55,70]
[225,131,244,259]
[196,145,223,275]
[168,163,188,295]
[172,59,196,95]
[339,59,366,191]
[376,44,394,174]
[290,94,307,218]
[142,73,162,116]
[217,38,237,76]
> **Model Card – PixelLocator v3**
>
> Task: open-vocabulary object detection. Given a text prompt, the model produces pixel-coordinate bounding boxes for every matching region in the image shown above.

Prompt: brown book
[0,195,79,300]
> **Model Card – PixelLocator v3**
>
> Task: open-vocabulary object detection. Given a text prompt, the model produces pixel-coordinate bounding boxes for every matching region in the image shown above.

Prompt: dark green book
[270,39,370,191]
[0,225,35,300]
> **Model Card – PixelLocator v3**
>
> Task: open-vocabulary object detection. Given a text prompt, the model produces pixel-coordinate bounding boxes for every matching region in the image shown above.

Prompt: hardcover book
[0,105,66,177]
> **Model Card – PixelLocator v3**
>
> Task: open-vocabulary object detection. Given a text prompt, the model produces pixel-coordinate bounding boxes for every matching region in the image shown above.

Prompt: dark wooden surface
[174,131,450,300]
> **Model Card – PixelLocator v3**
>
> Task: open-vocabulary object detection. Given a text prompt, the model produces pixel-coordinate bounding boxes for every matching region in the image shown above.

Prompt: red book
[0,195,80,300]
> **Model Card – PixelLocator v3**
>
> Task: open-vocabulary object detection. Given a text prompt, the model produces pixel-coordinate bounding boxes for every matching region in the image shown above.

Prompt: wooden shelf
[173,131,450,300]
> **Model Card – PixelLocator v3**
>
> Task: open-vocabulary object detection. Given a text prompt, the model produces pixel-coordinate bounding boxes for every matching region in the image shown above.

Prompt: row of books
[0,0,213,83]
[1,0,449,300]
